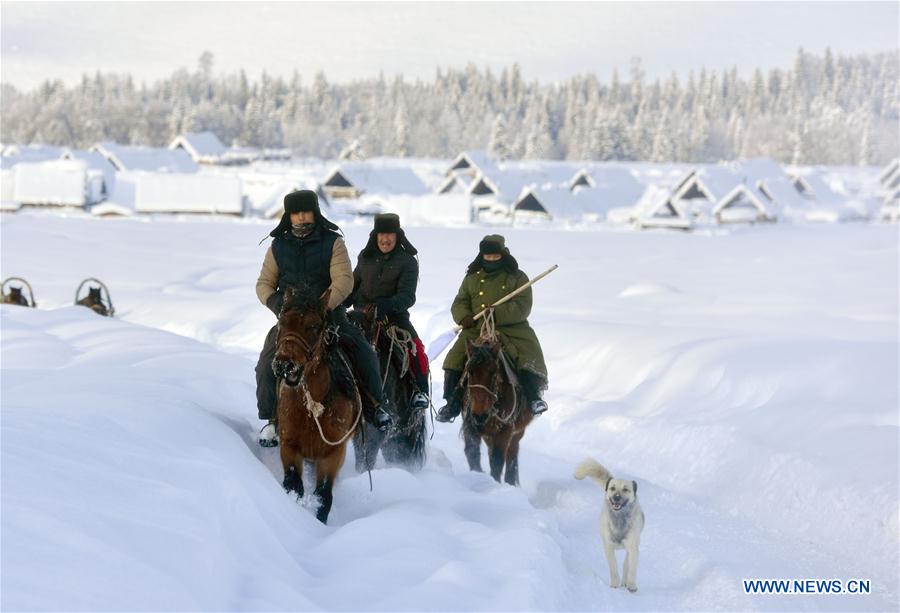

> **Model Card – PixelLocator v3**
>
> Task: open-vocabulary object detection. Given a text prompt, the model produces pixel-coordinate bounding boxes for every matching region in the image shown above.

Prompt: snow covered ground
[2,211,898,611]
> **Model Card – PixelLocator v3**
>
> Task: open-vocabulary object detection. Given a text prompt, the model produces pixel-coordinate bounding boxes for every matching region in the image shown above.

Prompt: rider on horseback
[436,234,549,422]
[255,190,393,446]
[346,213,430,411]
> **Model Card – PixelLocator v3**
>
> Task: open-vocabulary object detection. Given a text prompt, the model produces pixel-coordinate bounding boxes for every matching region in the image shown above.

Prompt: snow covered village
[1,3,898,612]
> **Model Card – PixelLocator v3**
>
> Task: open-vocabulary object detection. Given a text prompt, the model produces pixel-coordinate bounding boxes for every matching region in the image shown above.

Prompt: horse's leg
[504,430,525,486]
[280,443,304,499]
[314,448,345,524]
[488,431,511,483]
[462,421,483,472]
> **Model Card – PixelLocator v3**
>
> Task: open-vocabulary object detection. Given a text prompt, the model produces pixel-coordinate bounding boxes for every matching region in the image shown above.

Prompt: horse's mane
[467,342,499,370]
[282,284,323,314]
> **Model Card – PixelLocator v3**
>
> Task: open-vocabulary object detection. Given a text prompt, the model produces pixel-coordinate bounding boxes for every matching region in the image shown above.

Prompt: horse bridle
[276,314,333,371]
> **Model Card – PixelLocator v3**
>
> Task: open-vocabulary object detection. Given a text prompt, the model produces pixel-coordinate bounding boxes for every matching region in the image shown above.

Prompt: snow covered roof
[60,149,117,193]
[512,185,608,221]
[882,166,900,191]
[879,159,899,185]
[446,150,500,177]
[731,158,787,184]
[436,173,471,195]
[1,144,67,169]
[379,193,472,225]
[789,171,843,205]
[756,176,806,209]
[633,184,691,228]
[714,184,773,220]
[135,172,243,214]
[671,165,742,203]
[12,160,89,207]
[584,165,646,209]
[569,169,595,190]
[92,142,198,173]
[323,162,428,196]
[169,132,227,162]
[466,172,503,199]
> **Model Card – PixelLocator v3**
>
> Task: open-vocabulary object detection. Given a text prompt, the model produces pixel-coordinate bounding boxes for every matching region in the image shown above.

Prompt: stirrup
[530,399,548,416]
[435,403,460,423]
[410,391,429,411]
[373,406,394,432]
[258,421,278,447]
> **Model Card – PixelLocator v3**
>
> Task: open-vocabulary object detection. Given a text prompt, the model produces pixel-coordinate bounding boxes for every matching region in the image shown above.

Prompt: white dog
[575,458,644,592]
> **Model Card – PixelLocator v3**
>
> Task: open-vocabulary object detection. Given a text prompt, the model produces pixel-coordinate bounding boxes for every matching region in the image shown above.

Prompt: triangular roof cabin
[633,184,692,229]
[436,173,470,195]
[714,184,774,222]
[569,169,595,191]
[446,150,500,178]
[169,132,227,163]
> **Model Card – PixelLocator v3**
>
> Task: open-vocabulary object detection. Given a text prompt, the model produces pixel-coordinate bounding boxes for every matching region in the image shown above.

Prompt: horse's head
[349,303,378,343]
[273,286,330,387]
[87,287,102,304]
[465,338,502,425]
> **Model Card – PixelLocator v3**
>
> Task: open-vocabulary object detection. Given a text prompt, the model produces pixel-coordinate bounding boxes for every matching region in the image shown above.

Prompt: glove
[461,314,476,329]
[266,291,284,316]
[375,297,395,320]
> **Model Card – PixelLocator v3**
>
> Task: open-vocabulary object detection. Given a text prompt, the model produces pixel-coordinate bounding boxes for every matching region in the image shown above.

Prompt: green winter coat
[443,267,548,381]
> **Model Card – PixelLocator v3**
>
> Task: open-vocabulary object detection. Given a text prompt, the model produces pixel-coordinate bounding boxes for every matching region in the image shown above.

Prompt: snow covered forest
[1,48,896,165]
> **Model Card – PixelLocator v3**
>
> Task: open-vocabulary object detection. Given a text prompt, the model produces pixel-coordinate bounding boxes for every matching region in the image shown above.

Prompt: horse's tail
[574,458,612,489]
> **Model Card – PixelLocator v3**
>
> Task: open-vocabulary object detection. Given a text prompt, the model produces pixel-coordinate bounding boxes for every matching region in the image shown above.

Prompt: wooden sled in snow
[1,277,37,307]
[74,278,115,317]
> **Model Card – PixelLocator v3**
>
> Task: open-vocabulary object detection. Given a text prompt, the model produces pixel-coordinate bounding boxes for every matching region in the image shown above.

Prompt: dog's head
[605,478,638,512]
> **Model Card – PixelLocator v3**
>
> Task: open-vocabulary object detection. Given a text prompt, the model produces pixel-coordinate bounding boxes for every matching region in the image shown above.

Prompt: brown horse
[349,306,427,472]
[273,286,363,524]
[460,338,533,485]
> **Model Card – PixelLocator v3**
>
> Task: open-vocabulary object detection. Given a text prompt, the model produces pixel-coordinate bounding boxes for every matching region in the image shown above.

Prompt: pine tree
[488,113,511,161]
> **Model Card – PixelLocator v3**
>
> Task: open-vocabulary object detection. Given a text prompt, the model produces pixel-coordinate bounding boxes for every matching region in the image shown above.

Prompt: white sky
[1,1,898,89]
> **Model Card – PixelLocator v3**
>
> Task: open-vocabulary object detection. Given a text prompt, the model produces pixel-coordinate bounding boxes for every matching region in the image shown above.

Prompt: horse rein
[277,316,363,447]
[463,350,519,425]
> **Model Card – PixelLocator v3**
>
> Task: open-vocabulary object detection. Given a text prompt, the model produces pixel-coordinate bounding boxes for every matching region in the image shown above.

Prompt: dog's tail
[574,458,612,489]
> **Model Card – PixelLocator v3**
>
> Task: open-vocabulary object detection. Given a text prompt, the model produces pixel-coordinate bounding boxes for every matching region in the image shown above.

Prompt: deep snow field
[2,210,898,611]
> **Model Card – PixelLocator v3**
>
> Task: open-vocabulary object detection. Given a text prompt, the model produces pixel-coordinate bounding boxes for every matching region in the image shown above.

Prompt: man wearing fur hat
[346,213,430,411]
[436,234,549,422]
[255,189,393,447]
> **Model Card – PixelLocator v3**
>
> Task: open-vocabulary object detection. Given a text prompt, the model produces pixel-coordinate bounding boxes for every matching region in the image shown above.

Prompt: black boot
[519,369,549,416]
[436,370,463,423]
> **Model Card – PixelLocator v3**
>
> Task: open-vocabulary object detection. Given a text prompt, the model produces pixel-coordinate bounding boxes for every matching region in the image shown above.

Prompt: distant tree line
[1,48,897,165]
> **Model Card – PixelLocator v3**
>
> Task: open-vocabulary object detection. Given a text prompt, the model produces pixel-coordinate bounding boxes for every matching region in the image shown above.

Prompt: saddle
[377,324,427,381]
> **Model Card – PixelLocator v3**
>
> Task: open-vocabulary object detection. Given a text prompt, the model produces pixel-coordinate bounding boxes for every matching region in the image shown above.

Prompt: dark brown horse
[349,306,427,472]
[460,338,533,485]
[273,286,362,524]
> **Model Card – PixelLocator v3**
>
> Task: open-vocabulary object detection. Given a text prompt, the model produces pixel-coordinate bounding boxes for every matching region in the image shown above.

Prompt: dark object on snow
[1,277,37,307]
[74,278,115,317]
